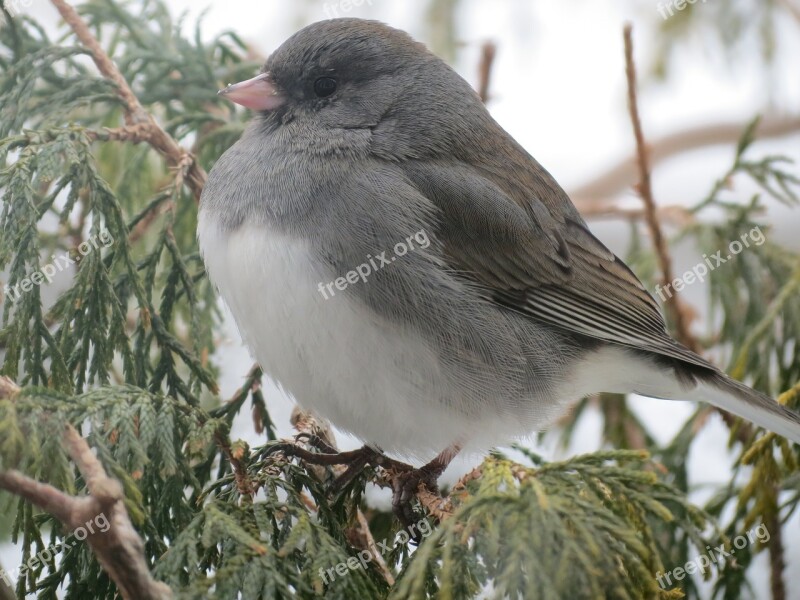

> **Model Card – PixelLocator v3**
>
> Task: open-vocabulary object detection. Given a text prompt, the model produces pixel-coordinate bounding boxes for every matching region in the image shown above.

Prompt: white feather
[198,216,542,461]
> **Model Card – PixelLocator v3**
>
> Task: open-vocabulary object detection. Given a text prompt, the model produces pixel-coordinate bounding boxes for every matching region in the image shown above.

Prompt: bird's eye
[313,77,338,97]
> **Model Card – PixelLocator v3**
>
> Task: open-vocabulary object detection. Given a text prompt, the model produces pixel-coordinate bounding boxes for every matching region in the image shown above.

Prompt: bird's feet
[390,464,442,538]
[267,437,460,543]
[266,436,408,487]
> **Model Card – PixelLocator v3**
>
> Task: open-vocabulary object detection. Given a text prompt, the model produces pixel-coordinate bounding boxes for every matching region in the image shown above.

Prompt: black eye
[313,77,338,97]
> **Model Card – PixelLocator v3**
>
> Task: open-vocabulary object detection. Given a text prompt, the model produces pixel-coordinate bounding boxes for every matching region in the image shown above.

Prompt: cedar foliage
[0,1,798,599]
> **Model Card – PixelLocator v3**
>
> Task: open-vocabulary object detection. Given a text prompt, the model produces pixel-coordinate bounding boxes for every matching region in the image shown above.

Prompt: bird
[198,17,800,520]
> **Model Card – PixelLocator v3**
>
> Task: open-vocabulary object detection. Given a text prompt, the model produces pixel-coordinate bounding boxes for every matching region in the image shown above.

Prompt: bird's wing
[401,159,714,370]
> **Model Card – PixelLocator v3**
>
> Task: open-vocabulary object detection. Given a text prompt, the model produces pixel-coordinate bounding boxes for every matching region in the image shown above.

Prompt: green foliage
[650,0,788,84]
[392,451,716,600]
[0,2,798,600]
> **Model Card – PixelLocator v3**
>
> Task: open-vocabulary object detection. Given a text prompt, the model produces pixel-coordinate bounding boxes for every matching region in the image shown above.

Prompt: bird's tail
[687,372,800,444]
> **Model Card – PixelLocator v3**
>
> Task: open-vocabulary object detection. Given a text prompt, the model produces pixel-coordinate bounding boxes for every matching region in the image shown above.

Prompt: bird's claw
[391,466,439,542]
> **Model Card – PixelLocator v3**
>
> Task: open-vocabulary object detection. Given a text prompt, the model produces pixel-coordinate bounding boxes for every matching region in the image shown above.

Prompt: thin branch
[623,23,699,353]
[0,572,15,600]
[0,469,80,525]
[476,41,497,104]
[766,498,787,600]
[354,509,395,586]
[0,396,172,600]
[50,0,207,202]
[569,116,800,207]
[214,431,254,498]
[0,376,20,400]
[778,0,800,25]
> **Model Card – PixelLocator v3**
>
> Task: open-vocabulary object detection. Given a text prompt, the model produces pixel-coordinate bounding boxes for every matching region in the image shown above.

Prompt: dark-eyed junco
[198,18,800,510]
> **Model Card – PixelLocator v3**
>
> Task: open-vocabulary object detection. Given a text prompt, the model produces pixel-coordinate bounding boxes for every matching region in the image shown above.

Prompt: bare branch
[476,41,497,104]
[569,116,800,207]
[353,509,395,586]
[623,24,699,352]
[766,500,787,600]
[778,0,800,25]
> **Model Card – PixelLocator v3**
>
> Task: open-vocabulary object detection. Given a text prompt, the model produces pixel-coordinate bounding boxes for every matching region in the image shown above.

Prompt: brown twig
[623,24,699,353]
[0,570,15,600]
[778,0,800,25]
[354,509,395,585]
[214,432,255,498]
[127,198,176,244]
[476,41,497,104]
[622,27,758,443]
[0,419,172,599]
[86,124,153,144]
[766,500,787,600]
[50,0,206,202]
[0,376,20,400]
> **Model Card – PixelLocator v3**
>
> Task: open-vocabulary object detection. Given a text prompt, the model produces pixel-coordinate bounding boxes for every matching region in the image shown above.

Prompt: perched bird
[198,18,800,515]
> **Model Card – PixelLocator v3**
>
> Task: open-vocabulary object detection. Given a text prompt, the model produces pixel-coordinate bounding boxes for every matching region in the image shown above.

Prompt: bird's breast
[197,211,503,458]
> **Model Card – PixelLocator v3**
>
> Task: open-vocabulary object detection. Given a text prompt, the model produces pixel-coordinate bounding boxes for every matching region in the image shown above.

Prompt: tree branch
[476,41,497,104]
[569,116,800,208]
[623,24,699,353]
[50,0,206,202]
[0,382,172,600]
[766,498,787,600]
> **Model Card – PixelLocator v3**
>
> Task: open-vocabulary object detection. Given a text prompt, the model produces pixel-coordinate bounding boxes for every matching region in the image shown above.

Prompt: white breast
[198,214,530,460]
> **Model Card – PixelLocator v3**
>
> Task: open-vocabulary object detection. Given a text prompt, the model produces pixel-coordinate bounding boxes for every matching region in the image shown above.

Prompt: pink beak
[218,72,286,111]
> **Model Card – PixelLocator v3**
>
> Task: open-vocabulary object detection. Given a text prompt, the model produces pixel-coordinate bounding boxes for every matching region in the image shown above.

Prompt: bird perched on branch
[198,18,800,524]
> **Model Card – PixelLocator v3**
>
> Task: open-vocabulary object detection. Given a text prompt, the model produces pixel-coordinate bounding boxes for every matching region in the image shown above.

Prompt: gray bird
[198,18,800,515]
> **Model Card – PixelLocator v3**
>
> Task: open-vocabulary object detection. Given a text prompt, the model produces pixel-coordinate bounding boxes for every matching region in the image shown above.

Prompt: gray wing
[400,159,714,371]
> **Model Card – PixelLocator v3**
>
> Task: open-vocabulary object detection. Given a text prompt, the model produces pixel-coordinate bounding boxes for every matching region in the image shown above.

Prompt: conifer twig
[0,395,172,600]
[50,0,207,202]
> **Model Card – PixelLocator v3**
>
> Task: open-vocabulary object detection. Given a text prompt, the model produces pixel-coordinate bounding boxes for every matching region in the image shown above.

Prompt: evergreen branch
[0,380,172,599]
[731,262,800,381]
[0,469,80,526]
[49,0,207,201]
